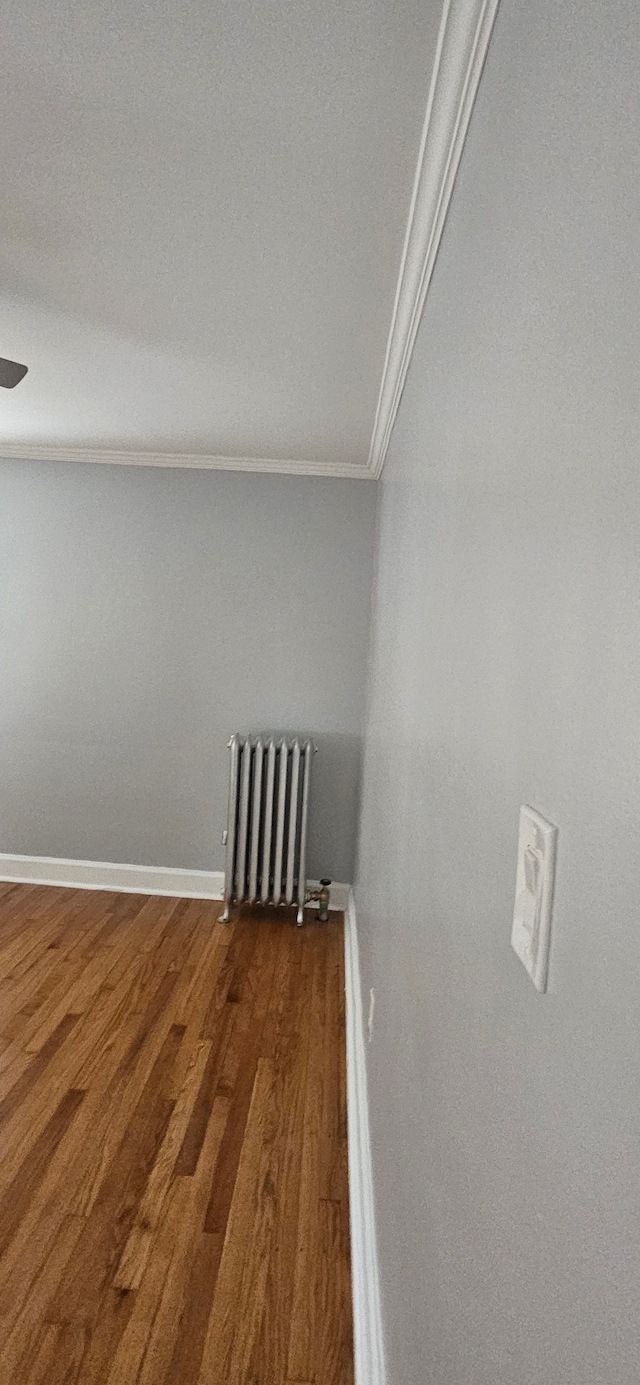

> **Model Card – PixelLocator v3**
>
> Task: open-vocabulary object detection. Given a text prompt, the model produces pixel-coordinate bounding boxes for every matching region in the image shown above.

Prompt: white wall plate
[511,806,558,992]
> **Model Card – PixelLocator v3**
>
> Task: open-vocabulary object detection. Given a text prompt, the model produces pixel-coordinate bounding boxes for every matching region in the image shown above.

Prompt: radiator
[220,734,315,924]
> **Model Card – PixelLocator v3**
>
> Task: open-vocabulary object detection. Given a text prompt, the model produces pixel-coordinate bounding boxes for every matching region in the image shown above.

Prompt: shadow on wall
[305,731,362,885]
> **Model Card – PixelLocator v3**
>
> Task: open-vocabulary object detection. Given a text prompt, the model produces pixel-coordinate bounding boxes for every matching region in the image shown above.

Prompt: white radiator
[220,734,315,924]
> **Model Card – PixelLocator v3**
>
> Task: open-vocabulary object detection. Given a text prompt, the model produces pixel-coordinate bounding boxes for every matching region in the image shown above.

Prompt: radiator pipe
[305,878,331,923]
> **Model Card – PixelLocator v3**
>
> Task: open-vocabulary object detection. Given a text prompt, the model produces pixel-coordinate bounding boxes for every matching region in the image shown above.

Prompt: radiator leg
[296,905,304,926]
[219,904,231,923]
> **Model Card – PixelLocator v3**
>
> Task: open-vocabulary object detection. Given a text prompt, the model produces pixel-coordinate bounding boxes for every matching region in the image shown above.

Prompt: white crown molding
[367,0,501,478]
[1,0,498,485]
[0,852,349,910]
[0,441,374,480]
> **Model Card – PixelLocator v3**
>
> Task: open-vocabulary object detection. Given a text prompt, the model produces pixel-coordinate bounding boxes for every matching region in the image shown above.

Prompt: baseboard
[0,853,349,912]
[344,888,386,1385]
[0,853,225,899]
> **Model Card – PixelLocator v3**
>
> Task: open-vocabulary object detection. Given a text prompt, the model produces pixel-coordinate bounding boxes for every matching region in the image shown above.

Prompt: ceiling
[0,0,495,477]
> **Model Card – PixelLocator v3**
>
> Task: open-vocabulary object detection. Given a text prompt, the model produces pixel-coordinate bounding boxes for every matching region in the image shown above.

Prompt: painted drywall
[0,460,375,880]
[355,1,640,1381]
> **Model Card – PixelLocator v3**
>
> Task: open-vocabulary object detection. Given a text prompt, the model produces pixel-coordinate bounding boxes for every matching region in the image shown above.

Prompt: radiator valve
[305,878,331,923]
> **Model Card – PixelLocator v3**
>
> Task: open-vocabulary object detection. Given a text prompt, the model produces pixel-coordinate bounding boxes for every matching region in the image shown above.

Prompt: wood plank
[0,960,180,1200]
[114,1037,212,1290]
[66,911,203,1215]
[199,907,261,1041]
[248,922,315,1382]
[46,1026,184,1326]
[202,917,280,1234]
[0,886,353,1384]
[19,1321,88,1385]
[105,1177,192,1385]
[172,1005,235,1176]
[317,1198,355,1385]
[108,1095,230,1385]
[0,1084,110,1320]
[0,894,156,1094]
[0,1087,85,1262]
[0,1013,79,1128]
[171,912,269,1184]
[67,974,186,1219]
[196,1057,276,1383]
[41,1027,185,1384]
[20,897,155,1053]
[161,1232,224,1385]
[2,1214,87,1384]
[287,924,327,1380]
[323,915,349,1202]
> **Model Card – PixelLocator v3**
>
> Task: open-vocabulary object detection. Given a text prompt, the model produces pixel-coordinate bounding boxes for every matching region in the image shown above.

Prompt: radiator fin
[261,739,277,903]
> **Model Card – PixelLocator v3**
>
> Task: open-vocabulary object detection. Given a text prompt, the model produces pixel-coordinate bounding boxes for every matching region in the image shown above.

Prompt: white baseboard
[0,853,348,912]
[0,853,225,899]
[344,889,385,1385]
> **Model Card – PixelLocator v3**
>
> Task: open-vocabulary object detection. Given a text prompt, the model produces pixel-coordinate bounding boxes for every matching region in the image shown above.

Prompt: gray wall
[0,461,376,880]
[355,1,640,1382]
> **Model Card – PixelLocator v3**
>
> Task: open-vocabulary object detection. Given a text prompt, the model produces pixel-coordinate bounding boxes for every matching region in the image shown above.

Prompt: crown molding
[1,0,498,485]
[0,441,374,480]
[367,0,501,478]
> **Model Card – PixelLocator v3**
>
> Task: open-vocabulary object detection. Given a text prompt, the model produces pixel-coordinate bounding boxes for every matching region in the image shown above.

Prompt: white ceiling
[0,0,496,477]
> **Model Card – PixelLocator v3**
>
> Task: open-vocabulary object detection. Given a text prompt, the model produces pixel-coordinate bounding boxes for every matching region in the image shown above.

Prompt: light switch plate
[511,805,558,992]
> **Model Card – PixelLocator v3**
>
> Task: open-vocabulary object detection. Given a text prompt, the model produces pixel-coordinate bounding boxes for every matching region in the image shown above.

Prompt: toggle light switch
[511,805,558,992]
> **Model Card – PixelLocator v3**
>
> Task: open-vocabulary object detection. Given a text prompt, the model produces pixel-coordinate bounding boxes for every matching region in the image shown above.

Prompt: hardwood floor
[0,883,353,1384]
